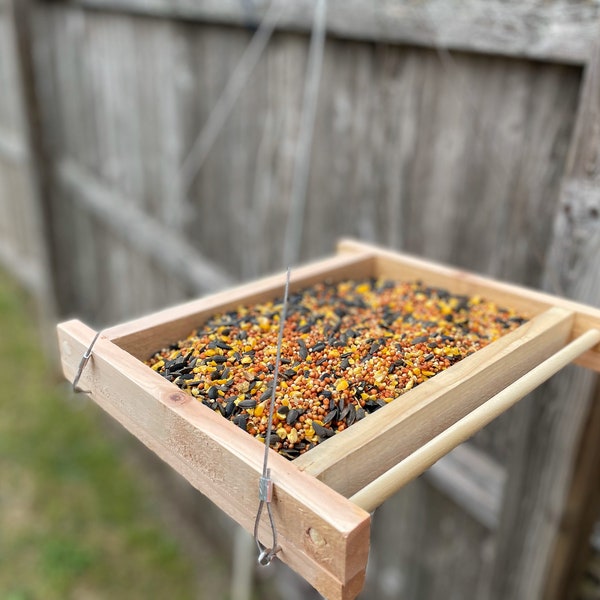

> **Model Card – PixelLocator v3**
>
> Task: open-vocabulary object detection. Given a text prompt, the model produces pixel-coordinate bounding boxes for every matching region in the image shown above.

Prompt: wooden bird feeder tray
[57,239,600,600]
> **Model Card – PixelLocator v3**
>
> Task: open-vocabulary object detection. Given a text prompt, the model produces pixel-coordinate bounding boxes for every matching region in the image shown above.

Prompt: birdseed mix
[146,278,527,459]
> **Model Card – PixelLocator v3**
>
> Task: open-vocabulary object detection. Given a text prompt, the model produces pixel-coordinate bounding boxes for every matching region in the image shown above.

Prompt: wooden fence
[1,1,599,598]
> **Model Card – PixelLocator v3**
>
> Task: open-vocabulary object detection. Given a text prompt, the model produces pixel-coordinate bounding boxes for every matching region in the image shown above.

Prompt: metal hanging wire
[252,0,328,565]
[175,0,328,572]
[178,0,285,200]
[282,0,328,268]
[252,267,291,565]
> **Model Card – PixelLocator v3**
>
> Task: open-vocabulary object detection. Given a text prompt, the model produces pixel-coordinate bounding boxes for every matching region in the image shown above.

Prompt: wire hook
[253,468,280,565]
[72,331,101,393]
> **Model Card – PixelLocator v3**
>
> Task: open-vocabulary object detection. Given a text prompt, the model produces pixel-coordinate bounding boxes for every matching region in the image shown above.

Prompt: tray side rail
[338,239,600,372]
[350,328,600,512]
[57,320,371,600]
[294,307,575,497]
[104,251,377,360]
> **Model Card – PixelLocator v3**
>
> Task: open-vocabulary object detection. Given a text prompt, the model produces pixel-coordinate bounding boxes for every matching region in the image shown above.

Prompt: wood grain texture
[29,4,193,324]
[0,0,56,337]
[57,319,371,600]
[566,42,600,182]
[0,4,23,136]
[97,249,585,503]
[57,158,234,293]
[74,0,600,64]
[545,380,600,600]
[27,5,581,327]
[489,42,600,600]
[424,444,505,531]
[0,5,33,282]
[361,479,495,600]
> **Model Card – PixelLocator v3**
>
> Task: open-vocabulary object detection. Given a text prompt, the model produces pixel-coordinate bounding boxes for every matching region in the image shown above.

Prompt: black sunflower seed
[233,414,248,430]
[286,409,299,425]
[238,399,257,409]
[277,405,290,418]
[260,387,273,402]
[224,397,237,417]
[297,339,308,360]
[311,342,326,353]
[312,422,333,438]
[339,406,351,421]
[323,409,337,425]
[346,408,356,426]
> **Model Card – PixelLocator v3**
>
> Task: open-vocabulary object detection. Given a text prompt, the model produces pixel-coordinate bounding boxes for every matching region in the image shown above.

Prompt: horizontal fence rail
[76,0,600,64]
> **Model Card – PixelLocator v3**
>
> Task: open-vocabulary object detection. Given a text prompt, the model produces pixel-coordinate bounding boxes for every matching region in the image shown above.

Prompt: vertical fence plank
[5,0,58,346]
[490,41,600,600]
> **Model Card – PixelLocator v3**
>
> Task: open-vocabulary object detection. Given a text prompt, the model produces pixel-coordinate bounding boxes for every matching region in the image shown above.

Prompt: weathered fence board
[490,43,600,600]
[76,0,600,64]
[364,478,494,599]
[0,1,50,305]
[0,4,23,136]
[424,444,505,532]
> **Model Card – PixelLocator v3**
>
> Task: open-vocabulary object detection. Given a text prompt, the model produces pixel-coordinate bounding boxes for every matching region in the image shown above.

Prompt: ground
[0,270,200,599]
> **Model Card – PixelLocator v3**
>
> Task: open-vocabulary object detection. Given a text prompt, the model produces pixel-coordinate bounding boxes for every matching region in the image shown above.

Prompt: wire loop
[252,268,291,566]
[72,331,102,394]
[253,468,280,565]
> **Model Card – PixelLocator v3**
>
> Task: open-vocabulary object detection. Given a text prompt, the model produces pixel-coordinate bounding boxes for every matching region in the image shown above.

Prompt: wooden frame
[57,240,600,600]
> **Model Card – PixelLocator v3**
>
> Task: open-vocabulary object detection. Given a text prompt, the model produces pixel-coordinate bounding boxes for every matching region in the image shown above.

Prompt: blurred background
[1,0,600,598]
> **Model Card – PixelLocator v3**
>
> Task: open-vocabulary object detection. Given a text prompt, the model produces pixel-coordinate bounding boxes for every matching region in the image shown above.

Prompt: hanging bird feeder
[57,239,600,600]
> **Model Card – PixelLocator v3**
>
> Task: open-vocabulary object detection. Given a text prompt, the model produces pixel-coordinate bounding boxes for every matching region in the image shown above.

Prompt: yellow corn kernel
[287,428,299,444]
[336,379,349,392]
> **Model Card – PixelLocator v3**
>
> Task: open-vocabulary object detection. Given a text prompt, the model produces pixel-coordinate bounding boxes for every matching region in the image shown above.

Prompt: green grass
[0,271,198,599]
